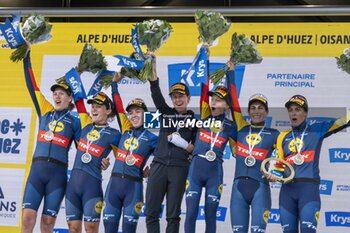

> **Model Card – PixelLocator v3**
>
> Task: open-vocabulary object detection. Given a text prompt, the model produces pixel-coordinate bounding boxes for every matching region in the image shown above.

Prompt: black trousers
[145,162,189,233]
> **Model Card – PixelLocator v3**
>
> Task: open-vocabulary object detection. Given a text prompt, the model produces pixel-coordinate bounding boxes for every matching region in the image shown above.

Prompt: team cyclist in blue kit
[226,61,279,233]
[21,51,81,233]
[64,74,121,233]
[184,58,237,232]
[102,73,157,233]
[270,95,350,233]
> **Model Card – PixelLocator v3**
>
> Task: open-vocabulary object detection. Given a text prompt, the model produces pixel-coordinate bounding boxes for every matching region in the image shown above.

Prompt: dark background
[1,0,350,22]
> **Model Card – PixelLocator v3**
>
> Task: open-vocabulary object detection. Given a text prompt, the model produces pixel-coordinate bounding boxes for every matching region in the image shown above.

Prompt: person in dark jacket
[145,55,197,233]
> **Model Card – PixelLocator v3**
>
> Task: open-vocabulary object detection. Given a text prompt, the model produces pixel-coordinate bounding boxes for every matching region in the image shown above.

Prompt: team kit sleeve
[23,51,54,118]
[149,78,172,113]
[321,109,350,138]
[111,81,133,134]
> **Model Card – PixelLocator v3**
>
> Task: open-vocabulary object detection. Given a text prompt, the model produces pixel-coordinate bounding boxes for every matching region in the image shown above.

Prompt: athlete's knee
[40,215,56,233]
[21,210,36,232]
[84,222,99,233]
[68,221,82,233]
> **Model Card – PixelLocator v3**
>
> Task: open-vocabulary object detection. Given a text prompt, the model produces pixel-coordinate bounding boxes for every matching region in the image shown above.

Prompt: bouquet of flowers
[56,43,108,83]
[137,19,173,81]
[336,48,350,75]
[10,14,52,62]
[100,52,141,88]
[194,10,231,46]
[210,33,263,85]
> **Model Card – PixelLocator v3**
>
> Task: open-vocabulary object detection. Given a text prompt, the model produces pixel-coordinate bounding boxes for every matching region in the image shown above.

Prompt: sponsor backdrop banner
[0,22,350,232]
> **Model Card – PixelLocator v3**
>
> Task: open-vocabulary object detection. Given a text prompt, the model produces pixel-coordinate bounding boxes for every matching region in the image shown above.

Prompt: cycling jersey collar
[292,120,307,131]
[211,113,225,121]
[251,121,265,127]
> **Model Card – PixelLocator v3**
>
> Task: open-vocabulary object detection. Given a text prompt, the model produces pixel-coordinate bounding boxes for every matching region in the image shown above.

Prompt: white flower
[343,48,350,59]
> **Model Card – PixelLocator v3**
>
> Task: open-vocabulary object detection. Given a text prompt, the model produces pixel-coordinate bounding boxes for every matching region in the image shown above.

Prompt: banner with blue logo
[0,15,25,49]
[64,68,87,100]
[87,69,116,96]
[168,63,245,97]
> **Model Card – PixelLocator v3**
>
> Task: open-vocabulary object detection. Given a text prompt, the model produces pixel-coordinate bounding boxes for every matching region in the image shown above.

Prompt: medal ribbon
[85,125,108,153]
[291,124,308,156]
[248,126,265,157]
[126,129,146,158]
[49,111,70,132]
[209,118,225,151]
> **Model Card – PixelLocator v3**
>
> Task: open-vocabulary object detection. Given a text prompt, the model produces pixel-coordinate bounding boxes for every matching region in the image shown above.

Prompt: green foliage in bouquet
[194,10,231,46]
[210,33,263,85]
[10,14,52,62]
[336,48,350,75]
[137,19,173,81]
[56,43,107,83]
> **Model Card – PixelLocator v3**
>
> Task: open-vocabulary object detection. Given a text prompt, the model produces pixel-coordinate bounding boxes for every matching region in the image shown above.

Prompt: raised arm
[23,50,54,117]
[226,61,248,131]
[322,109,350,138]
[148,55,172,113]
[111,72,132,134]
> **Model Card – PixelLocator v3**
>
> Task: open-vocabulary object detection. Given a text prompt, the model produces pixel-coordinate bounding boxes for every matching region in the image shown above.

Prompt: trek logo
[329,148,350,163]
[285,151,315,165]
[78,139,104,156]
[236,142,268,160]
[268,208,281,224]
[325,212,350,227]
[197,206,227,221]
[199,129,225,148]
[319,180,333,195]
[143,111,161,129]
[38,130,69,148]
[115,148,143,167]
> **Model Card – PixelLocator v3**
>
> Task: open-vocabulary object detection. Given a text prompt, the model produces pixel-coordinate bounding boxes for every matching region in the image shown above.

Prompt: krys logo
[319,180,333,195]
[329,148,350,163]
[325,211,350,227]
[197,206,226,221]
[0,185,17,218]
[168,63,246,96]
[268,208,281,224]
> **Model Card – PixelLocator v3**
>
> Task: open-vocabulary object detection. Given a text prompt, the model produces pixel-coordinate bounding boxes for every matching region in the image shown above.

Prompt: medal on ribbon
[81,152,92,164]
[245,126,265,167]
[293,153,304,165]
[205,119,224,162]
[82,125,107,164]
[44,131,54,141]
[124,130,146,166]
[291,125,308,166]
[205,150,216,162]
